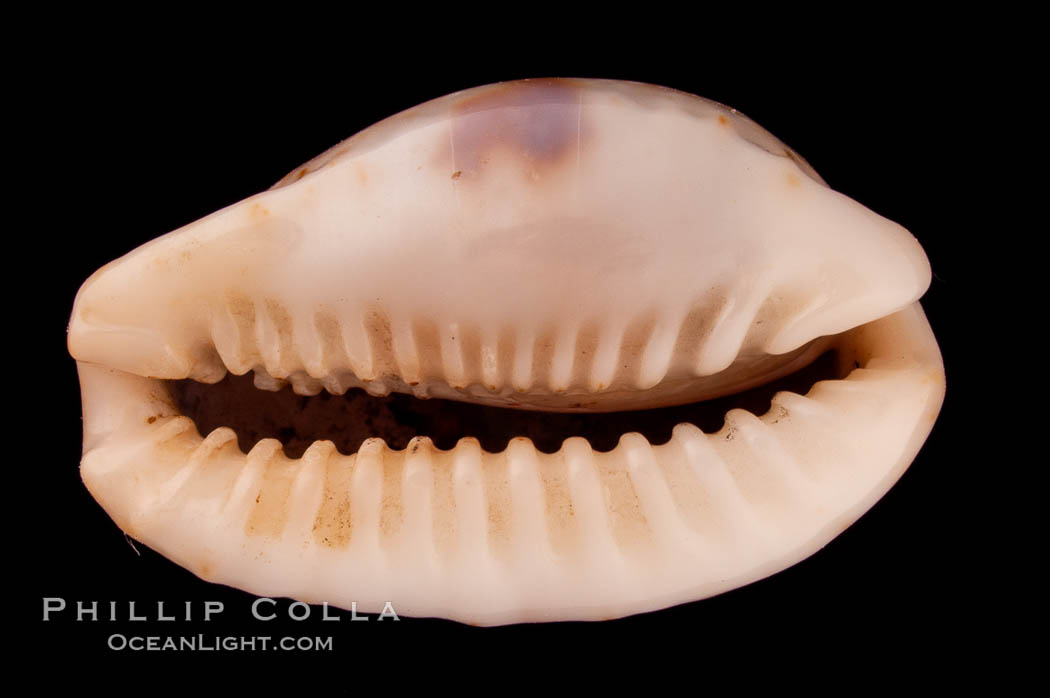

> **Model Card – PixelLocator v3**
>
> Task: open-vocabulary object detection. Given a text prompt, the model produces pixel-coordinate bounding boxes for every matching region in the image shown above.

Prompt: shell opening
[167,347,849,457]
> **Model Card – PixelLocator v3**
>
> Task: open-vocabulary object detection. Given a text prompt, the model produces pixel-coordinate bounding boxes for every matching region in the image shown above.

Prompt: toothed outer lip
[68,78,945,625]
[75,303,943,625]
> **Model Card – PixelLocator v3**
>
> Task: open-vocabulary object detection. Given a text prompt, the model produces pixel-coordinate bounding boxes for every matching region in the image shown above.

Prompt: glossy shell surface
[68,79,945,625]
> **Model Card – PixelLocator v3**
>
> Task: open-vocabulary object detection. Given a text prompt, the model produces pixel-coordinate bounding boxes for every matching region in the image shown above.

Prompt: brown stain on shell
[542,450,579,557]
[225,291,260,367]
[312,447,354,549]
[613,314,658,387]
[571,323,600,390]
[411,319,442,383]
[530,323,559,392]
[595,449,651,552]
[378,446,405,542]
[428,445,458,558]
[482,449,513,558]
[364,306,398,380]
[264,298,298,376]
[314,310,346,375]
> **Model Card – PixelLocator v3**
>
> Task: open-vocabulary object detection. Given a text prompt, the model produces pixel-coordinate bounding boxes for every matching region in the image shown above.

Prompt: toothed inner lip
[150,337,849,458]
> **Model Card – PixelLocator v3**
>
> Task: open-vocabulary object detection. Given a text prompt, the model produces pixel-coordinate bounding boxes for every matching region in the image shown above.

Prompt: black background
[23,30,979,677]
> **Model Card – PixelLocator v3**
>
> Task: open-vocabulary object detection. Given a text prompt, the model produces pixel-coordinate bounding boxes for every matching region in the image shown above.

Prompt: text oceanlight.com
[107,634,333,651]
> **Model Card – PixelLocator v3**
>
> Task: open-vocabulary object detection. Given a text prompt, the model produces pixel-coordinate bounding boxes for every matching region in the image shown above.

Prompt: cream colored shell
[68,79,945,625]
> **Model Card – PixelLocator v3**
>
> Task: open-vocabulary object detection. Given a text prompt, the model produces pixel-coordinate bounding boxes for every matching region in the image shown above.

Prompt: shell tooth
[398,437,440,581]
[310,310,343,380]
[211,292,257,376]
[282,441,333,542]
[510,327,535,393]
[343,312,376,382]
[320,370,356,396]
[446,438,492,587]
[152,415,199,447]
[636,311,683,389]
[387,315,420,385]
[560,436,627,576]
[713,409,819,529]
[187,345,228,384]
[252,369,286,392]
[363,379,392,398]
[617,432,697,558]
[258,298,299,379]
[223,438,282,525]
[694,287,765,376]
[154,427,239,508]
[289,371,323,396]
[587,319,627,393]
[292,308,325,380]
[478,326,502,391]
[668,422,767,542]
[343,438,386,580]
[503,438,556,571]
[438,322,468,389]
[546,323,579,392]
